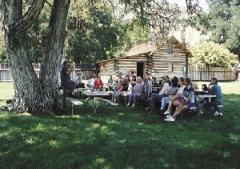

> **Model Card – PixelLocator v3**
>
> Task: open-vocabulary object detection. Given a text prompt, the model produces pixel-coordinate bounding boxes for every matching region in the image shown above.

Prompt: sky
[169,0,209,11]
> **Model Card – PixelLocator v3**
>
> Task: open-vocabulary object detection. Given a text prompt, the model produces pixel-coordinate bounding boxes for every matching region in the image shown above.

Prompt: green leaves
[0,34,6,63]
[205,0,240,57]
[66,1,126,63]
[190,41,237,67]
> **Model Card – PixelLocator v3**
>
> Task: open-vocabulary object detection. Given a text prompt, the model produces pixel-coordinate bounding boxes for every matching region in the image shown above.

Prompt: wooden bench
[98,98,119,106]
[66,97,84,115]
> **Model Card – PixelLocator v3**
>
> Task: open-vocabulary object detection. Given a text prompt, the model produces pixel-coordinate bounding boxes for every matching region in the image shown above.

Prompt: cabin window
[113,62,118,70]
[166,42,173,54]
[168,63,174,72]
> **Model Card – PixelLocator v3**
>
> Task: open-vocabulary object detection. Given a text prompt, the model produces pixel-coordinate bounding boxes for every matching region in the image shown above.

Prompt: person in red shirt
[94,75,103,90]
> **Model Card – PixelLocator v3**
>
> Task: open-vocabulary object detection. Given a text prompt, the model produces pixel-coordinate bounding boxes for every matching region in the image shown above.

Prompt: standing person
[60,60,76,107]
[127,76,144,108]
[60,61,70,89]
[209,78,223,116]
[60,61,76,93]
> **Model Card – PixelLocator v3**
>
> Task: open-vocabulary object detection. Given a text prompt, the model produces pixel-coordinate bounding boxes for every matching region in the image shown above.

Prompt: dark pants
[62,80,76,108]
[128,94,141,105]
[150,94,164,113]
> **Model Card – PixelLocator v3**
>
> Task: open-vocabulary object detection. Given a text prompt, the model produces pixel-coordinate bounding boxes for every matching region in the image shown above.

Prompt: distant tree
[198,0,240,60]
[121,18,150,51]
[66,2,126,63]
[190,41,237,67]
[0,33,6,62]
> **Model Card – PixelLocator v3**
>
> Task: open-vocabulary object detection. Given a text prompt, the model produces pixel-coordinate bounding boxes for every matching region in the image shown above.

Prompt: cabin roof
[96,36,192,64]
[121,43,156,58]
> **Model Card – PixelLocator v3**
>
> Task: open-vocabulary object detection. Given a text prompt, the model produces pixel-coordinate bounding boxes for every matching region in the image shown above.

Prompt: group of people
[60,61,223,122]
[109,73,223,122]
[86,74,104,91]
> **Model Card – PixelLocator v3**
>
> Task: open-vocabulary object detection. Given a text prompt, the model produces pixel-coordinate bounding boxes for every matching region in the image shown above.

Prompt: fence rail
[0,63,237,82]
[188,65,236,81]
[0,63,96,82]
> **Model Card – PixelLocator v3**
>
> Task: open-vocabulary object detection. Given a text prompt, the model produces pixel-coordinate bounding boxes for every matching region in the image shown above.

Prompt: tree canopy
[66,1,126,63]
[198,0,240,59]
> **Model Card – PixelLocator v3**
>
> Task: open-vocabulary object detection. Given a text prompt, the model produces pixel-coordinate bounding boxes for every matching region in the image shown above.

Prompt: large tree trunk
[1,0,70,115]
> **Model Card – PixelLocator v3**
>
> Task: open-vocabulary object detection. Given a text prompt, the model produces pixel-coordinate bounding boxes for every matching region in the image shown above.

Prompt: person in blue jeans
[209,77,223,116]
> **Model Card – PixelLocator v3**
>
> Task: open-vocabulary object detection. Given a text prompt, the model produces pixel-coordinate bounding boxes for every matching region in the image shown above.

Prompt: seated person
[112,80,120,102]
[163,77,185,114]
[164,78,195,122]
[108,75,114,91]
[115,77,129,103]
[160,77,180,111]
[209,78,223,116]
[130,75,137,87]
[142,76,152,101]
[149,75,170,113]
[94,75,103,90]
[108,75,113,84]
[152,77,160,94]
[74,73,85,88]
[127,76,144,108]
[87,74,97,89]
[202,84,209,93]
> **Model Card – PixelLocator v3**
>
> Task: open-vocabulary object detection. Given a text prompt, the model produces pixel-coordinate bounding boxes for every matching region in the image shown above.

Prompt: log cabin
[97,37,192,82]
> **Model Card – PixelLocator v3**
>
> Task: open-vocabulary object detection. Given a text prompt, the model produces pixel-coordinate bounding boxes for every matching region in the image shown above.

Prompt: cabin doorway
[137,62,144,78]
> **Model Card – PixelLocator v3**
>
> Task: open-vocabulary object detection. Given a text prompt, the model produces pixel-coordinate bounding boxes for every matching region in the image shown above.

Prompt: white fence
[0,63,96,82]
[188,65,236,81]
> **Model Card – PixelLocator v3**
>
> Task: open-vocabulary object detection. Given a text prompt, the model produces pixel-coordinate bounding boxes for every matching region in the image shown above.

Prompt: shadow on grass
[0,118,239,169]
[0,94,239,169]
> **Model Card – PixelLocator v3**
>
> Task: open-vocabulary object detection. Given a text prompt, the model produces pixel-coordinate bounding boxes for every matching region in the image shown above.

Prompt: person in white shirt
[149,75,170,113]
[160,77,181,111]
[87,74,96,89]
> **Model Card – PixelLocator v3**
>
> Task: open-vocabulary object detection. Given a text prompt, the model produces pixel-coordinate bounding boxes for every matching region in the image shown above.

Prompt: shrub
[190,41,237,68]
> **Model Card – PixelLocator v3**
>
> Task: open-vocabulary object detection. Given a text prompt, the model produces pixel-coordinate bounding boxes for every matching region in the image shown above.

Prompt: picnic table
[73,88,89,96]
[196,94,216,102]
[83,90,112,98]
[195,94,217,115]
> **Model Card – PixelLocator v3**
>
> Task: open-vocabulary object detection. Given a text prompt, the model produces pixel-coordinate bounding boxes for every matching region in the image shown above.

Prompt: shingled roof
[121,43,156,57]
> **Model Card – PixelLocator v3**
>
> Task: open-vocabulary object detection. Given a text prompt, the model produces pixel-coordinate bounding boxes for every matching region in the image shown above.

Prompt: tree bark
[1,0,70,115]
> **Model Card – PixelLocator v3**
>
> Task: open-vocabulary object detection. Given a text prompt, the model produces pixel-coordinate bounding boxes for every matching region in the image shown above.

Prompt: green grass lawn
[0,82,240,169]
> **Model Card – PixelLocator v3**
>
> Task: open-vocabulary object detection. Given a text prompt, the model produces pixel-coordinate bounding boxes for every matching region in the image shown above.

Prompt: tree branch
[9,0,45,35]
